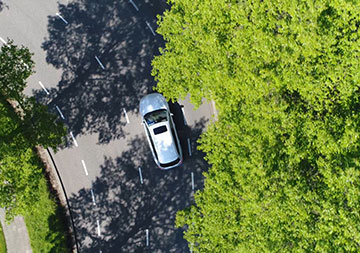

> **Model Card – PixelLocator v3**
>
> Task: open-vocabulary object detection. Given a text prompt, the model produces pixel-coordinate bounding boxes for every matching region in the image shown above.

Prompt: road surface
[0,0,214,251]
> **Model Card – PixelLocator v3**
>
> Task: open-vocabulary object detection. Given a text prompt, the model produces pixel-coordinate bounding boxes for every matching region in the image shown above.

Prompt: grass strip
[0,221,6,253]
[24,174,70,252]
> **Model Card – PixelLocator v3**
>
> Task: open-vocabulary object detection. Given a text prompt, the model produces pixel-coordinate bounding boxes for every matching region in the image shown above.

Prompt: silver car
[139,93,183,169]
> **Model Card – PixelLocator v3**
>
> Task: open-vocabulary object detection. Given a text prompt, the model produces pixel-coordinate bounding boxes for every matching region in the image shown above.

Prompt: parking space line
[138,167,143,184]
[38,81,50,95]
[56,13,68,24]
[81,160,89,176]
[70,131,78,147]
[123,108,130,124]
[55,105,65,119]
[145,21,156,36]
[129,0,139,11]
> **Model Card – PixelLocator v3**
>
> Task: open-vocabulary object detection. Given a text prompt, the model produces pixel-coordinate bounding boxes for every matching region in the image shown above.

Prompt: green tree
[153,0,360,251]
[0,40,66,150]
[0,41,66,220]
[0,40,34,106]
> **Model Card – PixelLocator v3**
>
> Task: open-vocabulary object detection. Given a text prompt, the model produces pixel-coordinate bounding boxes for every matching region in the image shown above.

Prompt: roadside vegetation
[24,176,70,252]
[0,41,70,251]
[0,222,6,253]
[153,0,360,251]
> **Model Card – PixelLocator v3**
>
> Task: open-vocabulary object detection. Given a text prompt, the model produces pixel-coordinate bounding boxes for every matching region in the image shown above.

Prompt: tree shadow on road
[34,0,166,145]
[68,117,208,252]
[0,1,8,12]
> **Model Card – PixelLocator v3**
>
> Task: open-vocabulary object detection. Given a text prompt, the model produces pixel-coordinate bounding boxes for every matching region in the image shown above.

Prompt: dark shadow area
[34,0,167,145]
[0,1,8,12]
[68,118,208,252]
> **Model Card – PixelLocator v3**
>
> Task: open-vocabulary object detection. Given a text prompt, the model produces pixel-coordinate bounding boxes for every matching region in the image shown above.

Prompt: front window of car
[144,109,168,126]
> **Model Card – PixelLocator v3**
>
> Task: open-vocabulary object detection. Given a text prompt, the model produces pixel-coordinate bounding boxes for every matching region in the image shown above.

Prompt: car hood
[149,122,179,165]
[139,93,168,117]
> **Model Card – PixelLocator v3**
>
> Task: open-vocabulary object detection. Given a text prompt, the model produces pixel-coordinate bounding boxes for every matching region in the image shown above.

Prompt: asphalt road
[0,1,214,252]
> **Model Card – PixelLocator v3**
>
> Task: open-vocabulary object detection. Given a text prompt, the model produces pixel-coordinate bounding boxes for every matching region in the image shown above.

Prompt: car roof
[149,121,179,165]
[139,93,168,117]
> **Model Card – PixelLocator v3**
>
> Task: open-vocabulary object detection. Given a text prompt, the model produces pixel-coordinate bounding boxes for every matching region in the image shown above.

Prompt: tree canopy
[0,40,66,220]
[153,0,360,251]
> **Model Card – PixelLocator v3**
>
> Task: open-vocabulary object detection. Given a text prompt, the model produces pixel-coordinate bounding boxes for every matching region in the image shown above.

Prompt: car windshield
[144,109,168,126]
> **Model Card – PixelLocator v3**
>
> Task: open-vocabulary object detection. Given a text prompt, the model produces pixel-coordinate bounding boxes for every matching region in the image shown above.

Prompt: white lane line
[181,106,188,126]
[123,108,130,124]
[138,167,143,184]
[56,12,68,24]
[81,160,89,176]
[55,105,65,119]
[70,131,78,147]
[187,138,192,157]
[38,81,50,95]
[95,56,105,70]
[96,219,101,236]
[145,21,156,36]
[191,172,194,191]
[129,0,139,11]
[145,229,149,246]
[0,37,8,46]
[90,189,96,205]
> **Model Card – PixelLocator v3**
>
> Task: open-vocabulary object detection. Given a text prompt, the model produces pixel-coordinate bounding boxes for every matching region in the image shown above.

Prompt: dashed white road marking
[38,81,50,95]
[129,0,139,11]
[55,105,65,119]
[145,21,156,36]
[191,172,194,191]
[81,160,89,176]
[187,138,192,157]
[90,189,96,205]
[56,12,68,24]
[96,219,101,236]
[181,106,188,126]
[138,167,143,184]
[145,229,149,246]
[123,108,130,124]
[70,131,78,147]
[0,37,8,45]
[95,56,105,70]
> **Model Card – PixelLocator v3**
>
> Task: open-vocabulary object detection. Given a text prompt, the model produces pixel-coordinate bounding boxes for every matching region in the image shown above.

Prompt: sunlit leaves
[154,0,360,251]
[0,41,66,220]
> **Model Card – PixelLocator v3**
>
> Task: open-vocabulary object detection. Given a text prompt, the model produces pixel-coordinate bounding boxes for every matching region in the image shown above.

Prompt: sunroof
[153,125,167,135]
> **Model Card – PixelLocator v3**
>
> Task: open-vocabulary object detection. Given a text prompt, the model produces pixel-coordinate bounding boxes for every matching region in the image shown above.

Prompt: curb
[36,147,79,253]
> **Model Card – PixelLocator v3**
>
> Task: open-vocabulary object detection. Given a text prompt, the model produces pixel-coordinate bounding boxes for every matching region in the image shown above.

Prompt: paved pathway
[0,209,32,253]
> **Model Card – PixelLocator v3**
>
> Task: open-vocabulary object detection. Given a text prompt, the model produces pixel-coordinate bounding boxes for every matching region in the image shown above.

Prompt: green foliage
[153,0,360,251]
[0,99,43,221]
[0,221,6,253]
[24,177,70,252]
[0,40,34,104]
[0,40,66,150]
[0,41,66,220]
